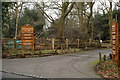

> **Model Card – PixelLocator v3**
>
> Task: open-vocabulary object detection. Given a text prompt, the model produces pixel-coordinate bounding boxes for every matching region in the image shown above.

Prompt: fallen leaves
[96,60,119,80]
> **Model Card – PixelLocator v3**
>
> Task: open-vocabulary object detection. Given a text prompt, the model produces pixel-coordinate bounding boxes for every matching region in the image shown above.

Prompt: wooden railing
[2,38,111,50]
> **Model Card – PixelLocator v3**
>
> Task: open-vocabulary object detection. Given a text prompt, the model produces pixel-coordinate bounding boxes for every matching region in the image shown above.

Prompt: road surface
[2,49,111,78]
[1,72,45,80]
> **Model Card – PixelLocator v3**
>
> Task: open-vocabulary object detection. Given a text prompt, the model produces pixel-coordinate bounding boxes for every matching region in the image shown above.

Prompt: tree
[71,2,94,41]
[2,2,16,38]
[99,0,113,42]
[108,2,112,43]
[18,7,45,37]
[75,2,85,28]
[35,2,75,39]
[93,13,109,41]
[2,2,24,38]
[14,2,24,39]
[56,2,75,39]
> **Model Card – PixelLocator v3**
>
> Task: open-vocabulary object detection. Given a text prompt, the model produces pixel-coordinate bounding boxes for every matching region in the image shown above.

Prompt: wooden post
[103,55,106,61]
[99,52,102,69]
[66,39,68,49]
[112,20,119,65]
[21,45,24,58]
[52,38,54,50]
[118,48,120,80]
[109,54,112,60]
[13,38,16,49]
[77,39,80,48]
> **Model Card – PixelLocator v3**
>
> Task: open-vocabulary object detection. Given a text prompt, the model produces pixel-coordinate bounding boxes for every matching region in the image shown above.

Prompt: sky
[1,0,119,3]
[3,0,119,28]
[15,0,119,19]
[31,0,119,29]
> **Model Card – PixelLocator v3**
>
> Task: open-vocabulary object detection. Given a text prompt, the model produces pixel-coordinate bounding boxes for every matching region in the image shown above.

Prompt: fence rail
[2,38,111,50]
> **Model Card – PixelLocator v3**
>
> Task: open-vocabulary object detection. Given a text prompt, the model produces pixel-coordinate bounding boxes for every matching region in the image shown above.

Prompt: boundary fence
[2,38,112,50]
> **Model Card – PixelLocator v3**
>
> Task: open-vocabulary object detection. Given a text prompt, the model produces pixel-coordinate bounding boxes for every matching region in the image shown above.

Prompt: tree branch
[35,3,54,23]
[64,2,75,18]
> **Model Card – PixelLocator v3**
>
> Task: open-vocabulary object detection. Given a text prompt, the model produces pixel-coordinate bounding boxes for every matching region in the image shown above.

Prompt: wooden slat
[22,40,34,43]
[21,34,33,37]
[21,42,33,45]
[21,37,34,40]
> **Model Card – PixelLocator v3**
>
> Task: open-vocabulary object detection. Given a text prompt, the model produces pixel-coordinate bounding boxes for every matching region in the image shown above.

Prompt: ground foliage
[96,60,119,80]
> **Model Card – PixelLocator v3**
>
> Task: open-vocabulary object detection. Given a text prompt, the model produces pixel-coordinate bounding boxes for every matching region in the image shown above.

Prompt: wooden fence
[2,38,111,50]
[2,38,83,50]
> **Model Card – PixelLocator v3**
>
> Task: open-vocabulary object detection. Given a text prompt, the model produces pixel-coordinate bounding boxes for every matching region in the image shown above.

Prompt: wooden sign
[21,25,34,33]
[22,40,34,43]
[21,43,33,46]
[21,37,34,40]
[21,34,33,37]
[112,20,119,65]
[21,24,34,50]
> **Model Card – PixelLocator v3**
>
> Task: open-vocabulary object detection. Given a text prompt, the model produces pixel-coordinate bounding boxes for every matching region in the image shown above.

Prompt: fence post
[13,38,16,49]
[109,54,112,59]
[52,38,54,50]
[99,52,102,69]
[66,39,68,49]
[77,39,80,48]
[103,55,106,61]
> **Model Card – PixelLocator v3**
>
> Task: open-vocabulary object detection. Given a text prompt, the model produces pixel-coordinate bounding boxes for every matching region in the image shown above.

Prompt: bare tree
[56,2,75,39]
[35,2,58,23]
[109,2,112,43]
[14,2,24,39]
[86,2,94,34]
[35,2,75,39]
[75,2,85,28]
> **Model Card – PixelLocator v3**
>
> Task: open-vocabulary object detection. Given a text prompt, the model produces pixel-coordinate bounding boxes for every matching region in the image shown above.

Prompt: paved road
[1,71,47,79]
[2,72,31,78]
[2,49,111,78]
[1,72,45,80]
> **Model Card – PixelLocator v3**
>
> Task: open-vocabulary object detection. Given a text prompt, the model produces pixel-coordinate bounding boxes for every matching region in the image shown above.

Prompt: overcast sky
[2,0,119,2]
[5,0,119,28]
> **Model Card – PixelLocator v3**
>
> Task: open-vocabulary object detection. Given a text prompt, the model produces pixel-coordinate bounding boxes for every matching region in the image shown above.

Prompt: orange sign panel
[112,50,116,55]
[112,20,119,65]
[21,25,34,33]
[112,25,116,32]
[22,40,34,43]
[21,43,33,46]
[21,37,34,40]
[21,34,33,37]
[112,32,116,34]
[21,24,34,50]
[112,40,116,44]
[112,35,116,39]
[112,45,115,50]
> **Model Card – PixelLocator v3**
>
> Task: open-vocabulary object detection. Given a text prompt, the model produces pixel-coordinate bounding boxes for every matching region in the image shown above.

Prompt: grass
[3,48,107,58]
[91,60,99,65]
[2,48,82,58]
[42,50,54,53]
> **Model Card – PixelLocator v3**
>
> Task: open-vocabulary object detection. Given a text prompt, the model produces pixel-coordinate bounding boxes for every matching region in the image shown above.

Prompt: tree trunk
[56,2,75,39]
[86,2,94,41]
[15,2,24,39]
[56,16,65,39]
[109,2,112,43]
[79,2,84,28]
[15,5,18,39]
